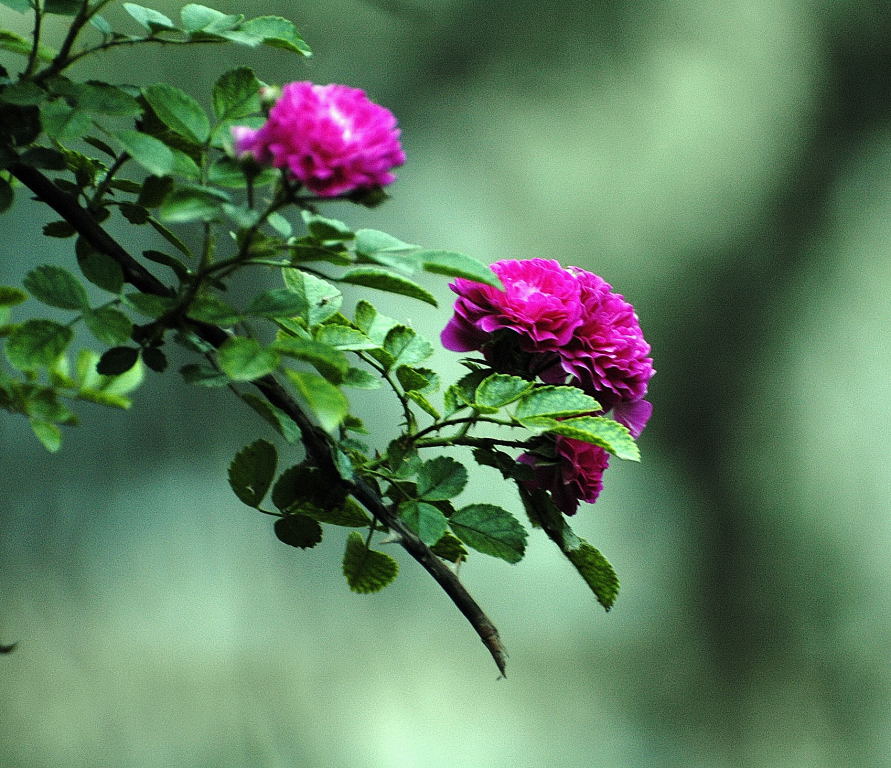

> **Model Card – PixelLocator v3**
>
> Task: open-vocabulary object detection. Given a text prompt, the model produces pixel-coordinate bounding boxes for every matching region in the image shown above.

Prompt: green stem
[411,415,517,442]
[23,3,44,79]
[88,152,129,210]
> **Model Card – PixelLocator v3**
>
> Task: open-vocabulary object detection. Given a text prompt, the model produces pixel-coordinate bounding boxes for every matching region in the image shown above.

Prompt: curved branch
[8,163,508,676]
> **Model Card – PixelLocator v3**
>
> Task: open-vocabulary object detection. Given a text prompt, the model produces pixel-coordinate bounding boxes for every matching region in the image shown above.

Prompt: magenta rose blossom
[233,82,405,197]
[441,258,583,354]
[521,437,611,516]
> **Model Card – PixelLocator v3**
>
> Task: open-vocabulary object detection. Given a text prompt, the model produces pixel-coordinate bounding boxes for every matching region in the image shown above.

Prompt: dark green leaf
[396,366,439,394]
[42,220,76,238]
[76,238,124,293]
[240,15,311,56]
[449,504,527,564]
[112,129,173,177]
[186,293,240,326]
[84,307,133,345]
[22,265,86,310]
[475,373,534,410]
[40,100,92,141]
[122,3,177,31]
[240,392,301,443]
[245,288,306,319]
[342,532,398,594]
[138,175,174,208]
[147,218,195,259]
[415,250,503,289]
[416,456,467,501]
[141,346,167,372]
[228,438,277,507]
[179,363,229,387]
[274,515,322,549]
[272,336,348,382]
[217,336,278,381]
[123,292,175,318]
[6,320,72,370]
[0,177,11,213]
[302,212,353,242]
[159,184,229,222]
[96,346,139,375]
[212,66,261,122]
[386,437,421,478]
[524,415,640,462]
[141,249,188,280]
[515,386,601,419]
[406,390,440,419]
[58,81,141,117]
[19,147,65,169]
[285,369,348,433]
[44,0,81,15]
[399,500,449,546]
[339,267,437,307]
[565,539,620,611]
[342,367,380,389]
[142,83,209,144]
[0,286,27,307]
[430,532,468,563]
[0,81,45,107]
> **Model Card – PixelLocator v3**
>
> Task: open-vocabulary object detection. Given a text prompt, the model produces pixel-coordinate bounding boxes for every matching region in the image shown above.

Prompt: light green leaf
[83,307,133,345]
[246,288,306,319]
[218,336,278,381]
[181,4,241,32]
[111,129,173,177]
[382,326,433,370]
[23,265,88,310]
[399,500,449,546]
[415,250,503,289]
[353,300,398,345]
[40,101,92,141]
[228,438,277,507]
[186,293,240,326]
[240,392,301,443]
[342,367,381,389]
[122,3,176,31]
[524,415,640,462]
[6,320,72,371]
[315,324,377,352]
[475,374,534,410]
[354,229,419,273]
[240,15,311,56]
[142,83,210,144]
[274,515,322,549]
[449,504,527,564]
[0,28,55,61]
[342,532,398,594]
[515,386,601,419]
[565,539,620,611]
[302,211,353,242]
[0,1,31,13]
[272,336,348,382]
[285,369,348,433]
[180,363,229,388]
[281,270,342,327]
[212,66,261,122]
[29,419,62,452]
[339,267,437,307]
[416,456,467,501]
[159,184,229,222]
[406,390,440,419]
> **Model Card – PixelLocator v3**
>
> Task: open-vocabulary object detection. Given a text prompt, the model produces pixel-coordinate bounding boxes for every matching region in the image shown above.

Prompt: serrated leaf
[159,184,229,222]
[281,270,342,327]
[353,300,398,345]
[272,336,348,382]
[342,367,380,389]
[212,66,261,122]
[84,307,132,345]
[218,336,278,381]
[382,326,433,370]
[40,100,92,141]
[524,415,640,461]
[339,267,437,307]
[112,130,173,177]
[186,293,240,326]
[399,500,449,546]
[122,3,176,31]
[228,439,277,507]
[58,81,141,117]
[343,532,398,594]
[449,504,527,564]
[475,374,534,410]
[285,369,347,433]
[23,265,88,310]
[302,211,353,242]
[142,83,209,144]
[415,250,503,289]
[565,539,620,610]
[76,238,124,293]
[431,532,468,563]
[406,390,440,419]
[315,324,377,351]
[181,4,241,32]
[515,386,601,419]
[416,456,467,501]
[274,515,322,549]
[246,288,305,319]
[239,392,301,442]
[6,320,72,370]
[354,228,419,273]
[240,15,311,56]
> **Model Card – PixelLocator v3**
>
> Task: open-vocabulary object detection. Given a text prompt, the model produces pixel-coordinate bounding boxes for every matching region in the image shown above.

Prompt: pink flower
[232,82,405,197]
[521,437,611,516]
[441,258,583,354]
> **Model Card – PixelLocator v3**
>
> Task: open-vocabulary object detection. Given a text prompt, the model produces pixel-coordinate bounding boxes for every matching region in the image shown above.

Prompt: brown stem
[7,162,508,676]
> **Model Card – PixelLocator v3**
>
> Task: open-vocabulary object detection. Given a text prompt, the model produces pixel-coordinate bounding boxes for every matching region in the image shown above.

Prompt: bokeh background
[2,1,890,765]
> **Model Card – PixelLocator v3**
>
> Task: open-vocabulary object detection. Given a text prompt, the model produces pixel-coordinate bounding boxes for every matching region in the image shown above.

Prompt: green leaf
[342,532,398,594]
[90,14,113,36]
[96,346,139,375]
[565,539,620,611]
[415,250,503,289]
[30,419,62,452]
[353,300,398,345]
[76,238,124,293]
[525,415,640,462]
[354,228,419,273]
[212,66,261,122]
[274,515,322,549]
[281,270,342,327]
[122,3,177,31]
[142,83,209,144]
[406,390,440,419]
[240,392,301,443]
[44,0,81,15]
[122,292,175,318]
[240,15,311,56]
[339,268,437,307]
[57,81,141,117]
[430,532,468,563]
[382,326,433,370]
[228,439,277,507]
[315,324,377,351]
[272,336,348,382]
[515,386,601,419]
[181,4,241,32]
[396,366,439,394]
[342,367,380,389]
[0,286,27,307]
[111,130,173,177]
[416,456,467,501]
[0,28,55,61]
[449,504,527,564]
[245,288,306,319]
[147,218,195,259]
[159,184,229,222]
[6,320,72,370]
[218,337,278,381]
[399,500,449,546]
[302,212,354,242]
[84,307,132,345]
[180,363,229,387]
[40,100,92,141]
[0,177,11,213]
[285,369,348,433]
[23,265,88,310]
[186,293,240,326]
[475,374,534,410]
[0,1,31,13]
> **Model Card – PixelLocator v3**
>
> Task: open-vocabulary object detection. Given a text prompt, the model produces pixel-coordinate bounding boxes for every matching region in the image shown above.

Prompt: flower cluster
[233,82,405,197]
[442,258,654,515]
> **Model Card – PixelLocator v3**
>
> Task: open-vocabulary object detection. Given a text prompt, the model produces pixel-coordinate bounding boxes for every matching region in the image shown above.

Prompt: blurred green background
[2,1,891,766]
